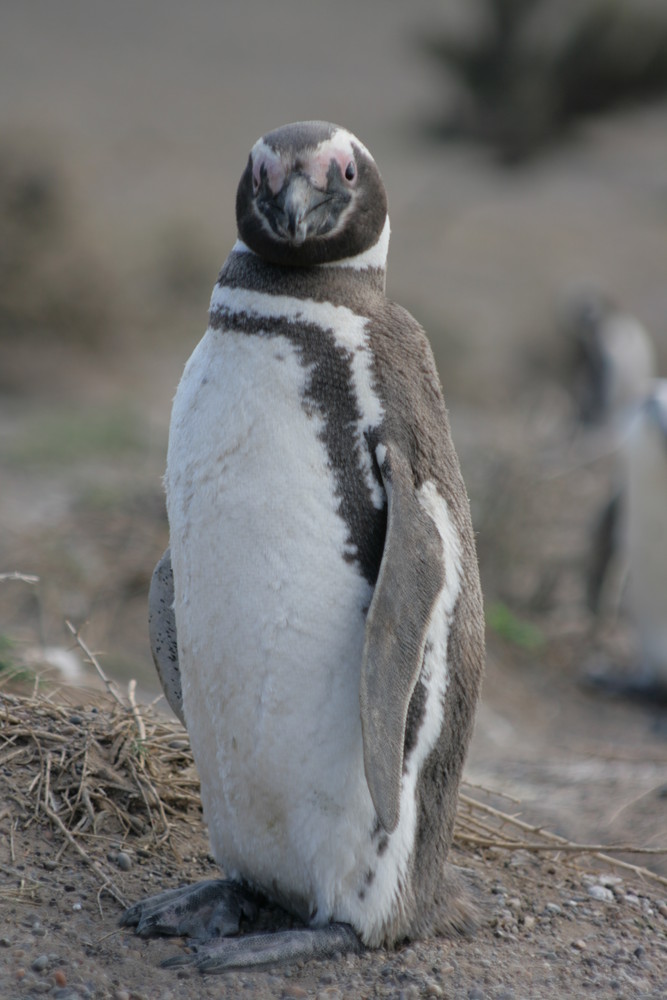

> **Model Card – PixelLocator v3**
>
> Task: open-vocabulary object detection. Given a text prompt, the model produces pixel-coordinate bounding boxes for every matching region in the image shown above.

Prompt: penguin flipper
[586,489,623,614]
[148,547,184,724]
[360,442,446,834]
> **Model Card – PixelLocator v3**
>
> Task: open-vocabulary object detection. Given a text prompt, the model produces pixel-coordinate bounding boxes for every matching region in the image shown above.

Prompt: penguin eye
[344,161,356,182]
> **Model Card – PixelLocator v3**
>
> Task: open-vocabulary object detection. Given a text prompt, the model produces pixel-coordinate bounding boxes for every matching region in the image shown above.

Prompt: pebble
[116,851,133,871]
[545,903,562,916]
[523,914,536,930]
[54,969,67,986]
[32,981,52,995]
[282,987,308,999]
[113,991,131,1000]
[599,875,623,888]
[572,939,587,951]
[32,954,49,972]
[588,885,614,903]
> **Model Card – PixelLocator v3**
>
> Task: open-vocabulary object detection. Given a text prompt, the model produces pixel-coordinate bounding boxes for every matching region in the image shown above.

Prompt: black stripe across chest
[210,286,387,587]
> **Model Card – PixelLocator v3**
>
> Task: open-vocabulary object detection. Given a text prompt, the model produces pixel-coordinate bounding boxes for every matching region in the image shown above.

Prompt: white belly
[166,326,383,927]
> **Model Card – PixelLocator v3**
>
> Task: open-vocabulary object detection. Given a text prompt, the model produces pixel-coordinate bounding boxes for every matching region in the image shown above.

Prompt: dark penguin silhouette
[123,121,485,971]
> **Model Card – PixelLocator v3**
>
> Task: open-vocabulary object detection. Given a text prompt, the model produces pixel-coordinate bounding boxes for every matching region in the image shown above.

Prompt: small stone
[572,939,587,951]
[425,982,444,997]
[32,954,49,972]
[657,902,667,918]
[282,987,308,999]
[32,981,52,995]
[43,860,58,871]
[522,914,535,930]
[545,903,562,916]
[588,885,614,903]
[54,969,67,986]
[113,991,131,1000]
[0,937,11,947]
[72,902,83,911]
[116,852,132,871]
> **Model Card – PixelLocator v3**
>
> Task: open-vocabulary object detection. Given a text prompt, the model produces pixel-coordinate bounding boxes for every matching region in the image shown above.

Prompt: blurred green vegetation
[486,600,546,650]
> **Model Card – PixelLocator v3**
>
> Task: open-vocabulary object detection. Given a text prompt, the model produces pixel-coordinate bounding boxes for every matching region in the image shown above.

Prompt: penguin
[122,121,485,971]
[564,289,655,433]
[563,291,657,613]
[586,380,667,703]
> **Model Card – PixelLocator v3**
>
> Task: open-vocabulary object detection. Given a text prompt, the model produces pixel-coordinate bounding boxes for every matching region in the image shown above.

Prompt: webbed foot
[161,922,361,973]
[120,879,257,940]
[121,880,362,971]
[583,665,667,706]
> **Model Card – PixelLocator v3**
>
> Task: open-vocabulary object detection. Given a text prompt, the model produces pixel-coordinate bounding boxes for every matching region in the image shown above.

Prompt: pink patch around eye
[252,153,286,194]
[306,146,355,189]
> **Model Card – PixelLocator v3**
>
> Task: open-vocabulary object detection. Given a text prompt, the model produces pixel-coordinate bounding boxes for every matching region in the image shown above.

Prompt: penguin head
[236,121,388,266]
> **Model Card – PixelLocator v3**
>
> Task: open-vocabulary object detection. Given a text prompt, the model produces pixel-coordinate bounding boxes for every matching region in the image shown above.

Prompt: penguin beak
[281,174,317,245]
[275,173,333,246]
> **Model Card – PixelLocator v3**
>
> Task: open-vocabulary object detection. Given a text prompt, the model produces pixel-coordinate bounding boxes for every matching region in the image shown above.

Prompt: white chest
[165,321,384,918]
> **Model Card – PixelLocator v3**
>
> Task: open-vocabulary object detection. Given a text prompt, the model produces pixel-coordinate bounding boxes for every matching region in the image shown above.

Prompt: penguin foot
[582,666,667,706]
[120,879,258,940]
[161,922,361,973]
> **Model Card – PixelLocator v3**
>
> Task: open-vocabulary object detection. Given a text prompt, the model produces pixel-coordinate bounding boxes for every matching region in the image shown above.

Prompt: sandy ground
[1,2,667,997]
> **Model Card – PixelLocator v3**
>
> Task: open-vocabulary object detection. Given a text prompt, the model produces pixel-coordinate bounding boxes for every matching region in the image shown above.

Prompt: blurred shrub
[0,144,112,345]
[486,600,546,649]
[421,0,667,162]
